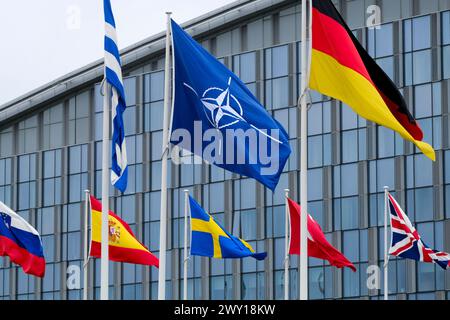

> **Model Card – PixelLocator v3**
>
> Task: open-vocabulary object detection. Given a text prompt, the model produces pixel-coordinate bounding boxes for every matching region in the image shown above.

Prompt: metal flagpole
[184,190,190,300]
[384,186,389,301]
[101,81,110,301]
[158,12,172,301]
[284,189,290,300]
[299,0,310,301]
[83,189,90,300]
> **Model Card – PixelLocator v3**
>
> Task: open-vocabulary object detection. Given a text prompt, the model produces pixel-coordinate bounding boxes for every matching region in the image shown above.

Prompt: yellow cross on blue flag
[189,196,267,261]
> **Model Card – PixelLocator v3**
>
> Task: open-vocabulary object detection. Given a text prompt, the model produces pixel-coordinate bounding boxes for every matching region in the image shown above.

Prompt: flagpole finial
[384,186,389,192]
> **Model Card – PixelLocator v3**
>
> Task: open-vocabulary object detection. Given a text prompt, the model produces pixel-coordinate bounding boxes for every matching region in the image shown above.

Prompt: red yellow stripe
[90,196,159,267]
[312,7,371,83]
[310,49,435,160]
[310,0,435,160]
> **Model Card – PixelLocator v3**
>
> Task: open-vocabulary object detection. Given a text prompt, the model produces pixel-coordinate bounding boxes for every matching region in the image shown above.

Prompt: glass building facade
[0,0,450,300]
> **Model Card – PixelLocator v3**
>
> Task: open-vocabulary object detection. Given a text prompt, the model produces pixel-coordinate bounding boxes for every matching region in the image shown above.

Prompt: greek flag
[104,0,128,193]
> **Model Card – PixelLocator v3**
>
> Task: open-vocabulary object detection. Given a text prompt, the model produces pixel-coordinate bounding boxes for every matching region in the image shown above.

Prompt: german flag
[309,0,435,161]
[90,196,159,267]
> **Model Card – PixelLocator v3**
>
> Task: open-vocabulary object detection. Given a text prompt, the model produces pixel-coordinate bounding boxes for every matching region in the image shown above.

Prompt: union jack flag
[388,194,450,270]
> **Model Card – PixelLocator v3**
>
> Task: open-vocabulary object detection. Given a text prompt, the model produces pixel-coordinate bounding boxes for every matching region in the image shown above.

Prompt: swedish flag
[189,197,267,261]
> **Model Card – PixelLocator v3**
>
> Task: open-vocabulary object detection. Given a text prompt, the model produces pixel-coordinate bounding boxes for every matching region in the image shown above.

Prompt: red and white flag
[287,198,356,272]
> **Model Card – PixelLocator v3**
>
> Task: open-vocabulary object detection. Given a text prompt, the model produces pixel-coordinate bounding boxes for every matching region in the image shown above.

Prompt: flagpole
[158,11,172,301]
[284,189,290,300]
[101,80,110,301]
[299,0,310,301]
[83,189,90,301]
[384,186,389,301]
[183,190,189,300]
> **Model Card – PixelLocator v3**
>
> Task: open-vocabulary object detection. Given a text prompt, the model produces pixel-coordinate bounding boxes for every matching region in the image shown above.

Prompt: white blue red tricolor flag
[104,0,128,193]
[0,202,45,277]
[388,194,450,270]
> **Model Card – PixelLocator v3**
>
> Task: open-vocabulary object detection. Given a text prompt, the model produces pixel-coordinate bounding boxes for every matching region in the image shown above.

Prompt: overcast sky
[0,0,235,106]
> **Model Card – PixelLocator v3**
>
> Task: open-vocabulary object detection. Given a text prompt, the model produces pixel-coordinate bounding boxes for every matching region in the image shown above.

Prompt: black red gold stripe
[312,0,423,141]
[310,0,434,160]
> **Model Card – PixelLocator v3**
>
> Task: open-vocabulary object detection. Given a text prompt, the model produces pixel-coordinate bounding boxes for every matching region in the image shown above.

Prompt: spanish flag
[309,0,435,161]
[90,196,159,267]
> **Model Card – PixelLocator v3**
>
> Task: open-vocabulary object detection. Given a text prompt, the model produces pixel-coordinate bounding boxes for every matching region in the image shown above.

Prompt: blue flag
[104,0,128,193]
[189,196,267,261]
[170,20,291,191]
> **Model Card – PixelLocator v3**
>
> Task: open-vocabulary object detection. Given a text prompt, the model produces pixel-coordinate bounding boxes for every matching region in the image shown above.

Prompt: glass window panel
[0,129,14,158]
[323,102,331,133]
[415,188,434,222]
[308,169,322,201]
[274,109,289,135]
[403,20,412,52]
[209,183,224,213]
[308,104,322,136]
[417,263,435,292]
[414,84,432,119]
[341,197,359,230]
[151,131,163,161]
[378,126,395,158]
[413,50,432,84]
[432,83,442,115]
[309,268,325,300]
[342,104,358,130]
[151,72,164,102]
[444,46,450,79]
[308,136,323,168]
[376,24,393,57]
[149,101,164,132]
[240,52,256,83]
[309,201,323,228]
[443,12,450,45]
[272,46,288,78]
[151,161,162,190]
[76,91,90,118]
[433,117,441,150]
[241,273,257,300]
[343,231,359,262]
[271,77,289,109]
[377,159,395,192]
[343,266,360,298]
[414,155,433,187]
[404,52,413,86]
[341,164,358,196]
[367,28,375,57]
[123,106,136,136]
[241,179,256,209]
[67,232,81,260]
[124,77,136,106]
[241,210,257,240]
[272,206,284,238]
[412,16,431,50]
[342,130,358,163]
[323,134,332,166]
[18,156,30,182]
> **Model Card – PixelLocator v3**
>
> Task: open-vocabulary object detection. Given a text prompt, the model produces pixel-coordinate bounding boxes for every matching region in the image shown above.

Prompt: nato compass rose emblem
[184,77,245,129]
[183,77,282,144]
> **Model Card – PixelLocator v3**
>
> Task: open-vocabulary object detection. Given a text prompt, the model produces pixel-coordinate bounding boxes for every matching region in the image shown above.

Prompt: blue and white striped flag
[104,0,128,193]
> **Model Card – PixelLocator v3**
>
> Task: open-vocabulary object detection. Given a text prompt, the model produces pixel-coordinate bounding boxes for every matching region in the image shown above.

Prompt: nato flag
[170,20,291,191]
